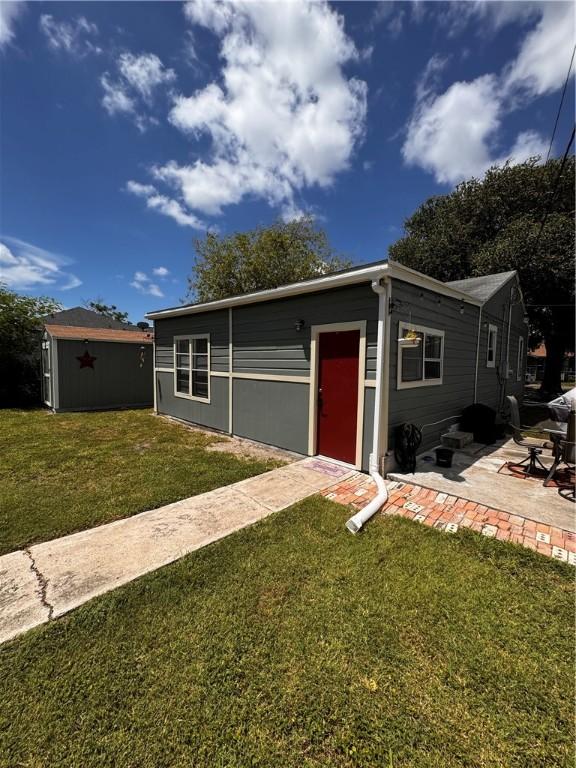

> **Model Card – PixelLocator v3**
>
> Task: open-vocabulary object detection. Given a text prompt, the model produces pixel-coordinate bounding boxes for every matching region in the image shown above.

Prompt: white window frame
[173,334,211,403]
[517,335,525,381]
[487,324,498,368]
[397,321,444,390]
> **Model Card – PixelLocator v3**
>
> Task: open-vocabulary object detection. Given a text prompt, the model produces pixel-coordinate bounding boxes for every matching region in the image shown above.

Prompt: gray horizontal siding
[232,378,309,454]
[476,276,527,411]
[155,370,229,432]
[154,310,229,372]
[232,284,378,379]
[388,278,481,453]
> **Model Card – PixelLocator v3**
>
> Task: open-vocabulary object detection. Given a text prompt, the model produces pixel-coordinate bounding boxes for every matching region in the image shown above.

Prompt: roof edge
[147,260,483,320]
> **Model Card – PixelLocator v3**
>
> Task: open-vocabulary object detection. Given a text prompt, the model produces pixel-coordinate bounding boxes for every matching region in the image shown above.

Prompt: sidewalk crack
[24,549,54,620]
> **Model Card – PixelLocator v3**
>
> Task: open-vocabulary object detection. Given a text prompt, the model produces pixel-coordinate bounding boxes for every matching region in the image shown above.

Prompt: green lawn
[0,408,281,555]
[0,498,572,768]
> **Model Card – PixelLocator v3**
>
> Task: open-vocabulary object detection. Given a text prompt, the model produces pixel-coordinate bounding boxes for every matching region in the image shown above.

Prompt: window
[174,335,210,401]
[517,336,525,381]
[487,324,498,368]
[397,322,444,389]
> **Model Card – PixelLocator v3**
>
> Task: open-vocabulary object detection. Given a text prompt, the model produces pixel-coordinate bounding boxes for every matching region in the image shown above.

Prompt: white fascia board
[146,259,484,320]
[386,261,483,306]
[146,264,389,319]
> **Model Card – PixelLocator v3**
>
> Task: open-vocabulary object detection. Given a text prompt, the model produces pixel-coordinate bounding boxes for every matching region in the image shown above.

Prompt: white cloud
[503,1,576,97]
[101,73,135,115]
[403,75,502,184]
[0,1,26,49]
[39,14,101,57]
[130,271,164,298]
[101,52,175,131]
[0,236,81,291]
[153,266,169,277]
[117,53,176,101]
[429,1,539,39]
[402,2,574,184]
[130,0,366,225]
[126,180,206,228]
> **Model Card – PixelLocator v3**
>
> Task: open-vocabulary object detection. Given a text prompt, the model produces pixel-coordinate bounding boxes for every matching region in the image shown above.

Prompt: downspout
[473,304,483,403]
[346,276,391,534]
[505,292,513,381]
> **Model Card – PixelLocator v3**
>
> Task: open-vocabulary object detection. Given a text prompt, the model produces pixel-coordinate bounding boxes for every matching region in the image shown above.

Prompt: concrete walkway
[0,458,353,645]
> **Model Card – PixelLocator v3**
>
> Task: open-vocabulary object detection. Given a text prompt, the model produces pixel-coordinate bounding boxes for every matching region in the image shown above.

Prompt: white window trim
[487,323,498,368]
[517,335,525,381]
[397,321,444,390]
[173,334,211,403]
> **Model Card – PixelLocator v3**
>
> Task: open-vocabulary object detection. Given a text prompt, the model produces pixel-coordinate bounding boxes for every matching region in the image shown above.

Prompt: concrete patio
[389,438,575,533]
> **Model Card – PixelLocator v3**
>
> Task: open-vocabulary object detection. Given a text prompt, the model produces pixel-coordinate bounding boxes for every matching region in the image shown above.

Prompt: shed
[41,307,154,412]
[147,261,527,473]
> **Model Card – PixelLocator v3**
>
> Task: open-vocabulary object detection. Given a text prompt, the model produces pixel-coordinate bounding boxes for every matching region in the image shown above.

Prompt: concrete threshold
[0,458,354,645]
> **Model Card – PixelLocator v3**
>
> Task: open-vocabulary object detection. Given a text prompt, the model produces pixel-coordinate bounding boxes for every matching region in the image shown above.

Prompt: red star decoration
[77,350,97,369]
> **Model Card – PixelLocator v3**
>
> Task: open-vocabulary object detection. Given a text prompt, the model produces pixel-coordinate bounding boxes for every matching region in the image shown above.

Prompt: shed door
[41,339,52,406]
[316,330,360,465]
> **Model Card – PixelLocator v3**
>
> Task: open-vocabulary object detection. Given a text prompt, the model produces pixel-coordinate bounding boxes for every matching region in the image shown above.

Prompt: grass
[0,497,572,768]
[0,408,282,555]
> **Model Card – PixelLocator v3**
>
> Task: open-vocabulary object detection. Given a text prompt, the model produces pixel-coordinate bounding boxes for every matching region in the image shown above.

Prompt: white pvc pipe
[346,277,390,534]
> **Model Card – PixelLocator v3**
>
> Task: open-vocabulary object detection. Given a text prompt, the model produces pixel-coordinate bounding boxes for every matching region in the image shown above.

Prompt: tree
[85,299,129,324]
[389,157,575,397]
[0,284,62,405]
[189,217,351,303]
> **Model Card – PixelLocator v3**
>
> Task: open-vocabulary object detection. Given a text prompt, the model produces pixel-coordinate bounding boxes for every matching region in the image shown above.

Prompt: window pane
[401,344,423,382]
[176,352,190,367]
[176,369,190,394]
[194,338,208,355]
[193,353,208,371]
[425,335,442,359]
[176,340,188,355]
[424,360,441,379]
[487,331,495,361]
[192,370,208,398]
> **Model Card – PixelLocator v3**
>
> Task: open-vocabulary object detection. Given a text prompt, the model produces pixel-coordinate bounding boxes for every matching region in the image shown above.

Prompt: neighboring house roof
[45,325,153,344]
[146,259,485,320]
[529,344,574,359]
[445,271,517,302]
[43,306,138,330]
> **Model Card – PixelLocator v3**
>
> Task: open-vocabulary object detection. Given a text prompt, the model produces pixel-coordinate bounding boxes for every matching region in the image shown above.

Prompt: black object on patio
[460,403,503,444]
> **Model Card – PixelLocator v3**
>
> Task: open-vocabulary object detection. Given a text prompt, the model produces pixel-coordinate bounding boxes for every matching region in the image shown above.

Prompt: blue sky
[1,1,574,321]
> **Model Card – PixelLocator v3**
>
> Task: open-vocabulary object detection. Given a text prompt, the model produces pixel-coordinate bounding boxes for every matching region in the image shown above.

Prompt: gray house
[41,307,154,412]
[148,261,527,474]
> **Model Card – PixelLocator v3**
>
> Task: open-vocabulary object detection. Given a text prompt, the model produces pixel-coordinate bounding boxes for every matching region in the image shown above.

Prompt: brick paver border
[321,473,575,564]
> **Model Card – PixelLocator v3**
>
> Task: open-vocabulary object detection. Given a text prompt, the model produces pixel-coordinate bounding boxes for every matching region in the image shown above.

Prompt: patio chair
[544,407,576,498]
[506,395,554,477]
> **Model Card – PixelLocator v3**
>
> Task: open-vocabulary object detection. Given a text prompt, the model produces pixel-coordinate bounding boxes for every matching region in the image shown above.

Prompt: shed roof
[45,325,153,344]
[445,271,517,301]
[43,306,139,330]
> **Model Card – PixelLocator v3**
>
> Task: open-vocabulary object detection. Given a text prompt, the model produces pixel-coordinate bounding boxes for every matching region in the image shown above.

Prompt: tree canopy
[189,217,351,303]
[85,299,129,324]
[389,157,575,395]
[0,284,62,405]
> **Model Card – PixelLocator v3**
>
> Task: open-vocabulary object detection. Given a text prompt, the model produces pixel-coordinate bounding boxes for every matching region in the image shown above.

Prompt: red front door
[316,330,360,465]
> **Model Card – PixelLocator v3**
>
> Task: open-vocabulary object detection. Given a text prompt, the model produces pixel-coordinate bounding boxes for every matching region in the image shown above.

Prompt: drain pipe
[346,276,391,534]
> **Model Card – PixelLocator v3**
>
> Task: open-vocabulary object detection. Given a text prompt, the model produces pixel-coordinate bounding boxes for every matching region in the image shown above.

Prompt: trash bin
[435,447,454,468]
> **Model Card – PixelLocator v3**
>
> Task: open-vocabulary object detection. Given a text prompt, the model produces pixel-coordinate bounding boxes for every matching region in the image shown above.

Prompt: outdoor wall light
[459,303,465,314]
[294,319,305,332]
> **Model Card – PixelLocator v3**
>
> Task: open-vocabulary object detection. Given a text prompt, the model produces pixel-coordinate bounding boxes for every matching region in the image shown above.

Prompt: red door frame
[309,322,366,468]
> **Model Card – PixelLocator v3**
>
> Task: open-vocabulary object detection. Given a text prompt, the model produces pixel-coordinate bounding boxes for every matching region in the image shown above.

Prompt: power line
[535,124,575,244]
[546,45,576,162]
